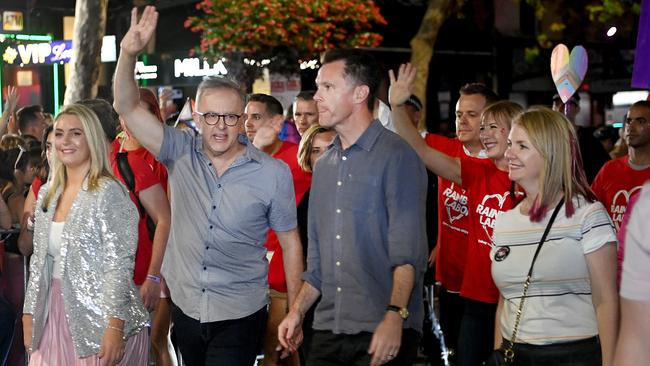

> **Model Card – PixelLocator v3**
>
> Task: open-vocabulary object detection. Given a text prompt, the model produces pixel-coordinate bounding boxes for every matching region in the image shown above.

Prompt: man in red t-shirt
[245,93,310,366]
[592,101,650,275]
[389,66,499,364]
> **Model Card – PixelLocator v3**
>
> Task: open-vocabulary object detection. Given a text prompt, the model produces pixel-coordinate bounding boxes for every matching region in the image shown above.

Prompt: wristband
[146,274,162,283]
[107,325,123,333]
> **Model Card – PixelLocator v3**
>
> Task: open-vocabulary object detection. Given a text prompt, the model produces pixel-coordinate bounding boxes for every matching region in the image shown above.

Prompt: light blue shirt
[158,125,296,322]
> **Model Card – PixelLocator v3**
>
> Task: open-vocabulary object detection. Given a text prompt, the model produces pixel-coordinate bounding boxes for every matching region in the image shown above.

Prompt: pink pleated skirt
[29,279,149,366]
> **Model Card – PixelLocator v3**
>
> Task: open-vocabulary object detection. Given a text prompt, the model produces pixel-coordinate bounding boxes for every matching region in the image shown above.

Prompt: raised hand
[252,117,283,150]
[120,6,159,57]
[388,63,417,107]
[4,85,18,114]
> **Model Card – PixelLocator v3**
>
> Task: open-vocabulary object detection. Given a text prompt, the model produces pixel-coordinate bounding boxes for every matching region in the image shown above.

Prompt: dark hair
[16,105,44,133]
[295,90,316,101]
[0,149,19,180]
[321,49,380,110]
[15,147,43,172]
[248,93,284,117]
[631,100,650,110]
[77,99,120,141]
[41,124,54,154]
[459,83,499,105]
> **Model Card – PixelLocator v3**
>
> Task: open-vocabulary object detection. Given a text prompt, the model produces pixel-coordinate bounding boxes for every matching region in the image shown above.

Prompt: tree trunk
[63,0,108,105]
[409,0,452,129]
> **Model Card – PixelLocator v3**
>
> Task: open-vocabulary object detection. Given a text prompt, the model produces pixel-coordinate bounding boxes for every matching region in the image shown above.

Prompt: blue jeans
[172,305,266,366]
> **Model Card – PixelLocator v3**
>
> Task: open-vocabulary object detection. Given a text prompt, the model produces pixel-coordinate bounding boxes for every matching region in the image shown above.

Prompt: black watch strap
[386,305,401,312]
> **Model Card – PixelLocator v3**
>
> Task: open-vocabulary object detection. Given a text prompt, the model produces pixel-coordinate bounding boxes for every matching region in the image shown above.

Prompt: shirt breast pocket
[339,174,380,213]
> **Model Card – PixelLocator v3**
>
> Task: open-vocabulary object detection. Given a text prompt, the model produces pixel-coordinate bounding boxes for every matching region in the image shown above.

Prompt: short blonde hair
[297,124,335,173]
[42,104,115,210]
[481,100,523,130]
[513,107,595,221]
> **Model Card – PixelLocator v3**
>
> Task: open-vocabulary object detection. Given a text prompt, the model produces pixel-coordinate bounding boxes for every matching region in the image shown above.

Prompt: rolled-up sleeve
[99,183,139,320]
[157,124,194,166]
[385,148,428,271]
[268,162,297,232]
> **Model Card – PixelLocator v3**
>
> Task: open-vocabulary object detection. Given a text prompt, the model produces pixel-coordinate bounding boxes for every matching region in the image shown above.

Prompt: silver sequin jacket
[23,178,149,358]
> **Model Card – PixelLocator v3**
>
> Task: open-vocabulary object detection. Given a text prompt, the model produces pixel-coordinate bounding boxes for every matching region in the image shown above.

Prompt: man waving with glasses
[113,6,304,366]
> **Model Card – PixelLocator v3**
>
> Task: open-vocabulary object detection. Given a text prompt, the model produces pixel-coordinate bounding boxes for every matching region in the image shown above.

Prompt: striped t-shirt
[491,196,616,345]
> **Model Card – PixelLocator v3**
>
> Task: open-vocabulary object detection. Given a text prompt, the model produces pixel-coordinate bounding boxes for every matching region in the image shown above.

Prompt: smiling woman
[23,104,149,366]
[491,107,618,366]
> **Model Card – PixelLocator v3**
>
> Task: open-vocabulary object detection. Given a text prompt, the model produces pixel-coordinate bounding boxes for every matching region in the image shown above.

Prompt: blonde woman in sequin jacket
[22,104,149,366]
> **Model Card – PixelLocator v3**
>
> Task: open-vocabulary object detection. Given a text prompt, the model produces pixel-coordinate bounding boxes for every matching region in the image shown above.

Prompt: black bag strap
[527,198,565,277]
[503,197,564,363]
[116,151,156,241]
[116,151,145,216]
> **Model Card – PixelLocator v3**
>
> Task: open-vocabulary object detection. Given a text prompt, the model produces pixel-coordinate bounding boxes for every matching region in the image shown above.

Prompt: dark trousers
[438,287,463,357]
[172,305,266,366]
[307,329,419,366]
[457,298,497,366]
[506,336,601,366]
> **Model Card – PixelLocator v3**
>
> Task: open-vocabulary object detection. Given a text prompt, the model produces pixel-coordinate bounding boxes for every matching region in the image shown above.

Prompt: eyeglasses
[194,111,241,126]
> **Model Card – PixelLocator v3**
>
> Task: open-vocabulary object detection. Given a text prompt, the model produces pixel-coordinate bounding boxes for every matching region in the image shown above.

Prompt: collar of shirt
[462,144,488,159]
[332,119,383,153]
[190,131,263,166]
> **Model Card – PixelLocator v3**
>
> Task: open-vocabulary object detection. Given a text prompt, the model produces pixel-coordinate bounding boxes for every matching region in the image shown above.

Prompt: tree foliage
[185,0,387,80]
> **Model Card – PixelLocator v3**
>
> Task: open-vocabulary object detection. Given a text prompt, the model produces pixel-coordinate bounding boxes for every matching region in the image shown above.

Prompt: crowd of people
[0,4,649,366]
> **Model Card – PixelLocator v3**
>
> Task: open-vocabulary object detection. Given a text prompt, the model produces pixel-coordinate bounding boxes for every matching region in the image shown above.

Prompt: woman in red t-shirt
[390,64,523,365]
[115,88,175,366]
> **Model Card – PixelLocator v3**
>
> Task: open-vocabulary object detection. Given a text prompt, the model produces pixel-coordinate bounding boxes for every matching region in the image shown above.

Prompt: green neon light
[15,34,52,41]
[53,64,60,114]
[0,33,53,42]
[140,54,149,87]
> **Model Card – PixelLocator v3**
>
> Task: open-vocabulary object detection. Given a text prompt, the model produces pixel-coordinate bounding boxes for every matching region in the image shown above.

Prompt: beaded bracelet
[146,274,162,283]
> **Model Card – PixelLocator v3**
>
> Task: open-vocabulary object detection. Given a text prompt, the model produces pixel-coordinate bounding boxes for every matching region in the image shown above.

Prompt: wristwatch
[386,305,409,320]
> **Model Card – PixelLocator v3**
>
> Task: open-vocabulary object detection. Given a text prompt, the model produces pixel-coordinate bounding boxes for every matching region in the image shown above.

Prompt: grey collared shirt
[158,125,296,323]
[303,120,428,334]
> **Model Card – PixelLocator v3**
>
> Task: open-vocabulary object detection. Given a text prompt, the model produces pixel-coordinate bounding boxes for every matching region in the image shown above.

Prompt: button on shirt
[157,125,296,322]
[303,120,428,334]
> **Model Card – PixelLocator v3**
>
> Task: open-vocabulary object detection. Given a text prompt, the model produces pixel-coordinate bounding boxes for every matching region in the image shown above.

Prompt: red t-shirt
[424,134,470,292]
[121,144,169,192]
[591,156,650,231]
[267,141,312,292]
[460,156,515,304]
[31,176,43,197]
[110,140,162,285]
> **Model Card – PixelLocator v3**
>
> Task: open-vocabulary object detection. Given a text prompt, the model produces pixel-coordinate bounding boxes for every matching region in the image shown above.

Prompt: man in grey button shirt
[278,49,427,366]
[114,6,304,366]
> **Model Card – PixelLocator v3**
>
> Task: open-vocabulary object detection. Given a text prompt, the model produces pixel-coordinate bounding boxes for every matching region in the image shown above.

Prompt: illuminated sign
[3,11,23,31]
[135,61,158,80]
[101,35,116,62]
[174,58,228,77]
[2,41,73,65]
